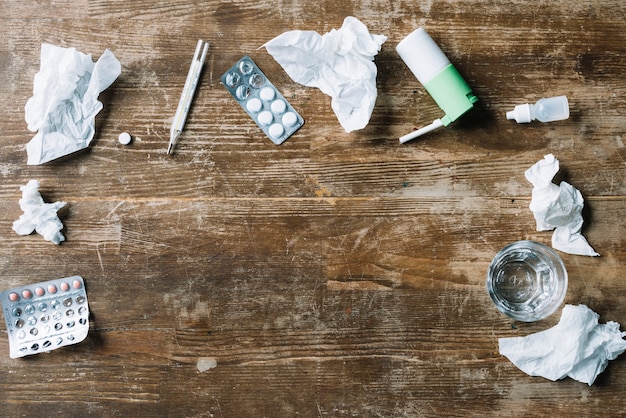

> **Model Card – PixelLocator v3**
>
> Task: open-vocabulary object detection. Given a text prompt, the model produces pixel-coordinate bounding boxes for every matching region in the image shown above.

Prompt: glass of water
[487,241,568,322]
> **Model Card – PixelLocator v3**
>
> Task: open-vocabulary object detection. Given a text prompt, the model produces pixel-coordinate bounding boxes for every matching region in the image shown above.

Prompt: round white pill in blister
[282,112,298,127]
[260,87,275,101]
[269,123,285,139]
[270,99,286,114]
[246,98,262,113]
[258,110,273,126]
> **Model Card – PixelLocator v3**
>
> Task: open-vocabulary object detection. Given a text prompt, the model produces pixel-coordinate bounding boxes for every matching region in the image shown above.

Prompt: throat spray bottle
[396,28,478,143]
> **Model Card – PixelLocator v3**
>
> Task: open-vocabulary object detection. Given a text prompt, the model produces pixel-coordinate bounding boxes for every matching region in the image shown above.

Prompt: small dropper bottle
[506,96,569,123]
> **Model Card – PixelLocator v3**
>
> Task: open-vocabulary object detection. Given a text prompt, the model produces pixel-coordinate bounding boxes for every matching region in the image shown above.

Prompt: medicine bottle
[396,28,478,143]
[506,96,569,123]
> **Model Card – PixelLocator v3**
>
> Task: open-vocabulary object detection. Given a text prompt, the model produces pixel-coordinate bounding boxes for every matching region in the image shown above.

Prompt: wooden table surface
[2,1,626,416]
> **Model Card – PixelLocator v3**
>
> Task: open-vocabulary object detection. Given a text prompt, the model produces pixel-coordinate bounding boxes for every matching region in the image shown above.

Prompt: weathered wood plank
[1,0,626,416]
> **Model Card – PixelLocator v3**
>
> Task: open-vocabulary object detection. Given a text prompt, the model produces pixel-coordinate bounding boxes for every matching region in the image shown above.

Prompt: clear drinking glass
[486,241,568,322]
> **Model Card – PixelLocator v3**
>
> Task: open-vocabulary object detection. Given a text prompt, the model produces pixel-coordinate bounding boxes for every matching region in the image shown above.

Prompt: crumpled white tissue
[263,16,387,133]
[25,43,121,165]
[499,304,626,385]
[13,180,67,245]
[525,154,599,256]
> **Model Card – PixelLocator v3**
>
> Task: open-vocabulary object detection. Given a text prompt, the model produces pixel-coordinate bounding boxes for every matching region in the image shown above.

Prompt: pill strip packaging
[1,276,89,358]
[221,56,304,145]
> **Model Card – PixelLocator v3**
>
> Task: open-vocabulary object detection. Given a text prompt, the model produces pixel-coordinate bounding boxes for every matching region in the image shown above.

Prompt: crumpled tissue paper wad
[25,43,122,165]
[525,154,599,256]
[263,16,387,133]
[499,304,626,385]
[13,180,67,245]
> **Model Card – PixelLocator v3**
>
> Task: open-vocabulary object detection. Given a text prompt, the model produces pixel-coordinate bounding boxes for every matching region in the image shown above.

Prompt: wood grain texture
[1,0,626,416]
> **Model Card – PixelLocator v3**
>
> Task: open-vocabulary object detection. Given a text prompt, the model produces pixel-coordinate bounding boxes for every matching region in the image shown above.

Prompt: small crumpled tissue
[263,16,387,133]
[25,43,121,165]
[13,180,67,245]
[525,154,599,256]
[500,304,626,385]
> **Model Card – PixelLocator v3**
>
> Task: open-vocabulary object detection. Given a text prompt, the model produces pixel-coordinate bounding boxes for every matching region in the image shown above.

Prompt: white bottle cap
[396,28,451,85]
[506,103,532,123]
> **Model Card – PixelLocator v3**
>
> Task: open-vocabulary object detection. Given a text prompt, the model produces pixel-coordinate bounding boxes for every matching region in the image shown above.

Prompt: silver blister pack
[1,276,89,358]
[221,56,304,145]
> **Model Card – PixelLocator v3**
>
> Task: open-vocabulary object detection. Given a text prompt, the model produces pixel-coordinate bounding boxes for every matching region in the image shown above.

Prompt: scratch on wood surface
[96,247,105,272]
[91,155,120,164]
[207,51,215,86]
[456,293,471,317]
[163,290,212,328]
[105,201,125,219]
[327,280,393,291]
[305,175,333,198]
[285,235,300,255]
[239,354,426,367]
[352,226,370,251]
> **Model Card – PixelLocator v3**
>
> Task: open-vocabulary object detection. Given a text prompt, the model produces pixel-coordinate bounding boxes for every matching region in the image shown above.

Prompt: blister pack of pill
[221,56,304,145]
[1,276,89,358]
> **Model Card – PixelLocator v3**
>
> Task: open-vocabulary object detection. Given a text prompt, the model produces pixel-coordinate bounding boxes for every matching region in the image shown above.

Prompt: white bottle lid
[396,28,451,85]
[506,104,532,123]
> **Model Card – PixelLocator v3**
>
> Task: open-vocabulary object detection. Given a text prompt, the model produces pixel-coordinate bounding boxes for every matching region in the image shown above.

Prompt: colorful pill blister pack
[221,56,304,145]
[1,276,89,358]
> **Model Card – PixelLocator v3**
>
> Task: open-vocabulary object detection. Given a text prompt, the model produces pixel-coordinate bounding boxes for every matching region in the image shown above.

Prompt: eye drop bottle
[506,96,570,123]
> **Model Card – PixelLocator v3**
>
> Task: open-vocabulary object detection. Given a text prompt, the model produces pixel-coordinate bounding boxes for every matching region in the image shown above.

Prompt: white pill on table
[260,86,275,101]
[268,123,285,139]
[246,97,262,113]
[282,112,298,127]
[270,99,286,114]
[258,110,273,126]
[118,132,132,145]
